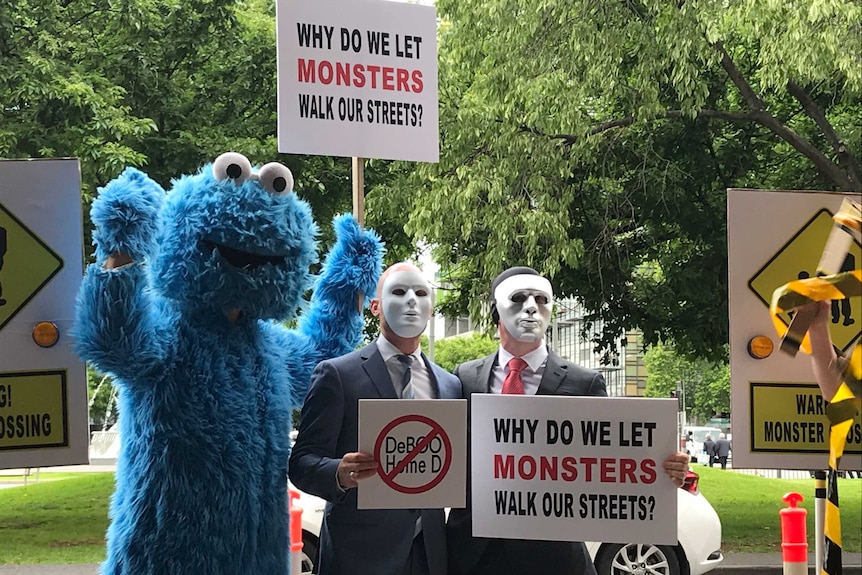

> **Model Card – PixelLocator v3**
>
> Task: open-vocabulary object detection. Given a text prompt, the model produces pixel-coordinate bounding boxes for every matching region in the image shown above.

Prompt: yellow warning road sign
[749,209,862,352]
[750,382,862,454]
[0,370,69,450]
[0,202,64,332]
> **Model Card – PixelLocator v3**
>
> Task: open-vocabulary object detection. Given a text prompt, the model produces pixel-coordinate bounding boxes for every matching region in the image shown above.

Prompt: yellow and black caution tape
[769,197,861,575]
[770,269,862,361]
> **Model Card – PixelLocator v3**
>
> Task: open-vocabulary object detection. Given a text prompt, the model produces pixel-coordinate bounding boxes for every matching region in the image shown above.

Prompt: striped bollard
[289,488,305,575]
[780,492,808,575]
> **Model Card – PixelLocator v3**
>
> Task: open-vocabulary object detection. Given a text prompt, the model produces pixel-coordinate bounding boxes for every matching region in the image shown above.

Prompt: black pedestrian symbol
[794,258,855,327]
[831,253,855,327]
[0,226,6,306]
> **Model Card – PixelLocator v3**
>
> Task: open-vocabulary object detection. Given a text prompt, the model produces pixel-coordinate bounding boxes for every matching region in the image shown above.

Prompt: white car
[289,470,723,575]
[682,426,723,462]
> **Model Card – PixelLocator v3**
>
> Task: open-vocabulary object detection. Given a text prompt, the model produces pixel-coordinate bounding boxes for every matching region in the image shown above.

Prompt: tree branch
[517,109,754,143]
[711,41,857,191]
[786,79,862,191]
[515,43,858,191]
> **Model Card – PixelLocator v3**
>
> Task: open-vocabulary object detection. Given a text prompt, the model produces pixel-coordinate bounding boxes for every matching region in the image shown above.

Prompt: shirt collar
[377,334,422,363]
[498,343,548,373]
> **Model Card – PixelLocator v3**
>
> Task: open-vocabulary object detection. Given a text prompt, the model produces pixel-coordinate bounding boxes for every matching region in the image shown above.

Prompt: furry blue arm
[72,167,169,380]
[291,214,383,406]
[73,265,169,380]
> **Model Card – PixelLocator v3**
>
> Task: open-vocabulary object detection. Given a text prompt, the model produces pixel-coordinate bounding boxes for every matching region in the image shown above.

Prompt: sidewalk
[714,551,862,574]
[1,553,860,574]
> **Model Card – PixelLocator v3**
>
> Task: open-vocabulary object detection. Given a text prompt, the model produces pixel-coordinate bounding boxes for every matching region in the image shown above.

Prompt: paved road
[1,554,861,574]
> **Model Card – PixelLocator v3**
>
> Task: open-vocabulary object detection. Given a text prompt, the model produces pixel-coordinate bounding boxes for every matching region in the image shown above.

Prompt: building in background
[547,298,647,397]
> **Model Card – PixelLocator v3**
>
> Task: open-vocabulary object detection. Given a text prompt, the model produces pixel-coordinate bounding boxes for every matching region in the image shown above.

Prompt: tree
[643,343,729,423]
[2,0,411,422]
[428,333,498,372]
[370,0,861,361]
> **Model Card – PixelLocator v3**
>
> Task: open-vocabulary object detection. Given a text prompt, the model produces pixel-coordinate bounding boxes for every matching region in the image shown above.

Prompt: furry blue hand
[329,213,385,305]
[293,213,384,384]
[91,167,165,263]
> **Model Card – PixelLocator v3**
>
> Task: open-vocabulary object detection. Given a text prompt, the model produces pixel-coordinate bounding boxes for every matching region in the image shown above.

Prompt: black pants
[404,532,430,575]
[718,456,728,469]
[465,539,597,575]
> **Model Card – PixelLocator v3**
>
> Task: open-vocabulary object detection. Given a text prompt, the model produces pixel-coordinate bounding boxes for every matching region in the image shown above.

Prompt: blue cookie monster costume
[73,152,383,575]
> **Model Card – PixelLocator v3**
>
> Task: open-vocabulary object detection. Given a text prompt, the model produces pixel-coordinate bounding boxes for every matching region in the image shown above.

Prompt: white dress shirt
[490,344,548,395]
[376,335,434,399]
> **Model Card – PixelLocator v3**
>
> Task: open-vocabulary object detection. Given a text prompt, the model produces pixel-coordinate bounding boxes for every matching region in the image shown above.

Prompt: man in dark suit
[289,262,461,575]
[703,434,716,467]
[714,433,732,469]
[446,266,690,575]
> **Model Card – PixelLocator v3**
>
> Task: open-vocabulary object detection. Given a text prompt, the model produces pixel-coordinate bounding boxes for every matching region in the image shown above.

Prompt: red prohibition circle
[374,414,452,494]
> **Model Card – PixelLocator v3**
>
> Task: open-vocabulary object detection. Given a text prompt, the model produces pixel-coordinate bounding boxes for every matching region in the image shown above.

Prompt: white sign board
[0,158,88,469]
[276,0,439,162]
[727,188,861,470]
[471,395,678,545]
[358,399,467,509]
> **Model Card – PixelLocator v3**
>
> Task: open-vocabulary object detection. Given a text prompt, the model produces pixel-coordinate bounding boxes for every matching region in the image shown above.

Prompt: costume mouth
[202,240,286,269]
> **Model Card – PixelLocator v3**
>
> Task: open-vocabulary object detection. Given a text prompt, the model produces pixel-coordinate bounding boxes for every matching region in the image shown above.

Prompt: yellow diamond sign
[0,201,64,332]
[749,208,862,352]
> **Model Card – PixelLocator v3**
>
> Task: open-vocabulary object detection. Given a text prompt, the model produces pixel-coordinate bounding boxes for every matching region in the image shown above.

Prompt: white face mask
[381,270,432,338]
[494,274,553,342]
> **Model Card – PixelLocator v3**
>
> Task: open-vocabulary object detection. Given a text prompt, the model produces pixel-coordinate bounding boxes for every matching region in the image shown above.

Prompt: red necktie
[502,357,528,395]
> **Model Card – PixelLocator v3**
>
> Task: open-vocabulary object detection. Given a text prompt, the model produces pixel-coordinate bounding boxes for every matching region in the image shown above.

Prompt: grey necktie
[396,354,414,399]
[396,353,422,537]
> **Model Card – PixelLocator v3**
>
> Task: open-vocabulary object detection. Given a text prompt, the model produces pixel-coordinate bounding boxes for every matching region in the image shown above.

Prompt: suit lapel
[361,342,398,399]
[537,349,567,395]
[420,352,441,399]
[473,354,496,395]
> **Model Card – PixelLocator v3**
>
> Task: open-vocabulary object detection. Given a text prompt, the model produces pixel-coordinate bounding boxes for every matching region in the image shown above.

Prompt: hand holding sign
[337,451,378,489]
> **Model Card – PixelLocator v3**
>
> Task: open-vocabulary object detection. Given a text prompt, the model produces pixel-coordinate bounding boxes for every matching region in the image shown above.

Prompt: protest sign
[276,0,439,162]
[471,394,678,544]
[358,399,467,509]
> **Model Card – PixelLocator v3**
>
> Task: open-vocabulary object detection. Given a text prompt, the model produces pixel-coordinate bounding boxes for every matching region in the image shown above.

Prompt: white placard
[471,395,678,545]
[276,0,439,162]
[727,188,861,470]
[358,399,467,509]
[0,158,87,469]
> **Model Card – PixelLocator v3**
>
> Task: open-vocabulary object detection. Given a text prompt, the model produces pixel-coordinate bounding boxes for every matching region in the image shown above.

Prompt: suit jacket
[714,438,731,457]
[289,341,461,575]
[446,348,607,575]
[703,439,716,457]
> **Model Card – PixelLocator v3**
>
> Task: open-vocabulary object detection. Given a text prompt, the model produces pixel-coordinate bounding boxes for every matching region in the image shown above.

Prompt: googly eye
[257,162,294,196]
[212,152,253,184]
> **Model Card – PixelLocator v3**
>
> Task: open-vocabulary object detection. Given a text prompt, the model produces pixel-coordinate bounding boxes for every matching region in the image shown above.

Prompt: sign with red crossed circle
[357,399,467,510]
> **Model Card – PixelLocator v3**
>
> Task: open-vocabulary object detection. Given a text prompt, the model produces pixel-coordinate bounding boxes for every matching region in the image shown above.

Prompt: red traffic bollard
[780,492,808,575]
[289,488,304,575]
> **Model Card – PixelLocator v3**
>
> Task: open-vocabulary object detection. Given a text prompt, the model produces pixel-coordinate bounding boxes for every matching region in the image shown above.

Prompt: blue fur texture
[73,157,383,575]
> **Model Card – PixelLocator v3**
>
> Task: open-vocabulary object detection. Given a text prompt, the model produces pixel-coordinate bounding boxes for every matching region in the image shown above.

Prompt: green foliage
[1,0,408,264]
[643,343,729,422]
[372,0,862,362]
[427,333,498,372]
[87,367,116,429]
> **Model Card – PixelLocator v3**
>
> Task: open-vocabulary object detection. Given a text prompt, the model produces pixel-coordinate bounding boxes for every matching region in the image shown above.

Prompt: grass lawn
[0,473,112,564]
[696,466,862,553]
[0,469,859,563]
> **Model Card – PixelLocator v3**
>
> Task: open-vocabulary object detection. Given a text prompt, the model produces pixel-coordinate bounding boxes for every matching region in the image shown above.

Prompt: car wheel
[594,542,681,575]
[300,531,318,574]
